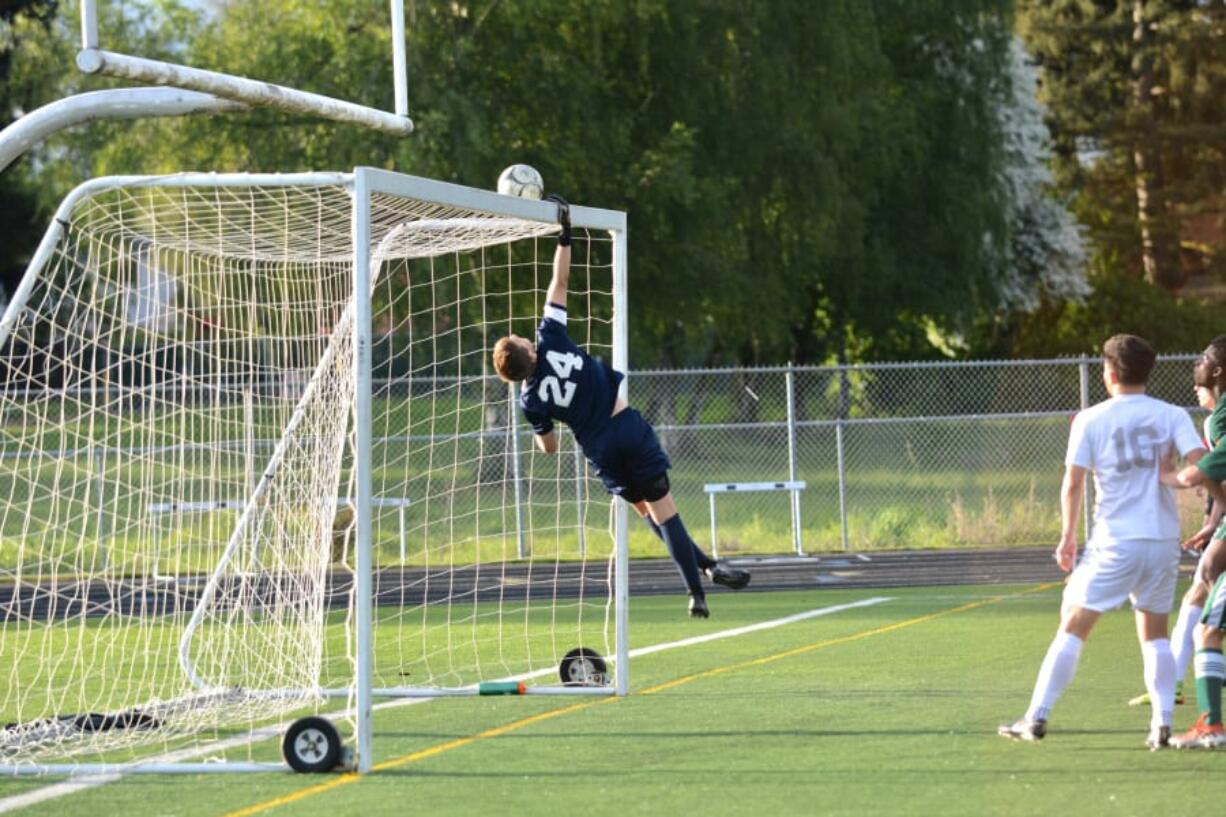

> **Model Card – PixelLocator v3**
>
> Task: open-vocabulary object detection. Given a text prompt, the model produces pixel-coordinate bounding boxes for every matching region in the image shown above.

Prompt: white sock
[1141,638,1175,728]
[1025,632,1084,722]
[1194,649,1226,681]
[1171,604,1203,681]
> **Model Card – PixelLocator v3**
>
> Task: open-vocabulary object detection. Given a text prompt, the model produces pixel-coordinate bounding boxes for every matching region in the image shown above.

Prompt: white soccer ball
[497,164,544,200]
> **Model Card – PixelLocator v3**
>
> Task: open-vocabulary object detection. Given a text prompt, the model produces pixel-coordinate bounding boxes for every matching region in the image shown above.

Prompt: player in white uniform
[999,334,1216,749]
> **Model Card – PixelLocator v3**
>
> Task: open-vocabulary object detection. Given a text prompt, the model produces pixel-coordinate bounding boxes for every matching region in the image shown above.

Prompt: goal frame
[0,2,413,172]
[350,168,631,773]
[77,0,414,135]
[0,168,631,776]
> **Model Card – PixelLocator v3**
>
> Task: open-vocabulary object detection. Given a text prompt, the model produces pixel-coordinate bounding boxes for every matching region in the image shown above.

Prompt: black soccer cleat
[688,594,710,619]
[706,563,751,590]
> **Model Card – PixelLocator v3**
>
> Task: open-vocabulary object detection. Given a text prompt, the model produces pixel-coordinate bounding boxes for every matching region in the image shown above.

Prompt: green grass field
[1,580,1215,816]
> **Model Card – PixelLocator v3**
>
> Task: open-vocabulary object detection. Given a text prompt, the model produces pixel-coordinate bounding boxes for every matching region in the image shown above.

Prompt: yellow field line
[221,700,611,817]
[220,583,1059,817]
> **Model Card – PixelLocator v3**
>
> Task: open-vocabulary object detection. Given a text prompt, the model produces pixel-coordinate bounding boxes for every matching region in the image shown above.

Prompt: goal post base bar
[0,761,288,776]
[319,685,616,698]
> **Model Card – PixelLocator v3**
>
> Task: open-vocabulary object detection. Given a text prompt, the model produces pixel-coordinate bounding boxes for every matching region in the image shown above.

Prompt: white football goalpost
[0,0,412,172]
[0,169,629,776]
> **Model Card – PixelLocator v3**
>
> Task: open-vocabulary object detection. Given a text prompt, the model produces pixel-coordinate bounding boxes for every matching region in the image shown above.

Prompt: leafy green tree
[401,0,1017,364]
[1018,0,1226,291]
[1000,264,1223,356]
[5,0,1025,366]
[995,36,1087,312]
[0,0,59,298]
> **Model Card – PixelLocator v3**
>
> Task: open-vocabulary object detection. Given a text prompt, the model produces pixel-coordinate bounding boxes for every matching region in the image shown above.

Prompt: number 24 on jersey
[538,351,583,408]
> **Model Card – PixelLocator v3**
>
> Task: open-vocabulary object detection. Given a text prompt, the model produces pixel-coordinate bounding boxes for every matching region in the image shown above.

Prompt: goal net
[0,171,625,772]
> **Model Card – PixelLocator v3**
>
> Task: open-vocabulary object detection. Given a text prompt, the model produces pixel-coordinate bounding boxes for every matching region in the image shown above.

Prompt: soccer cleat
[1128,681,1185,707]
[997,718,1046,741]
[1171,713,1226,749]
[1146,725,1171,750]
[688,594,709,619]
[706,563,751,590]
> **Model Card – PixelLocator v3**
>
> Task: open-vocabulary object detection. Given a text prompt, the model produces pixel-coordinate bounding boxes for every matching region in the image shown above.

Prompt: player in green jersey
[1163,337,1226,747]
[1130,344,1226,708]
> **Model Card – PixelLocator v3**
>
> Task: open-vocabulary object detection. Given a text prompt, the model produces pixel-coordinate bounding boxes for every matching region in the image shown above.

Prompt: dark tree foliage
[404,0,1016,365]
[0,0,57,298]
[1018,0,1226,291]
[5,0,1016,365]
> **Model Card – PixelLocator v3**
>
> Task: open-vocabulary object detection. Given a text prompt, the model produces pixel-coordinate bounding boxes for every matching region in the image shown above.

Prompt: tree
[5,0,1023,365]
[1018,0,1226,291]
[0,0,59,300]
[994,36,1088,312]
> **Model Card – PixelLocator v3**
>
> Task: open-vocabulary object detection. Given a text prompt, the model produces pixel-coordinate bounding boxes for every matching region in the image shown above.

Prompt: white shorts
[1063,538,1181,614]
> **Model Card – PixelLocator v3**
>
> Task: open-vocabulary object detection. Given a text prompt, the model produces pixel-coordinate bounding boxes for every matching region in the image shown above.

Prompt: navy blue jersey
[519,303,624,448]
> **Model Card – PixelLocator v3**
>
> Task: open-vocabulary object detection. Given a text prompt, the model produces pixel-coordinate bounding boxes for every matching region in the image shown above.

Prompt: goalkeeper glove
[544,194,571,246]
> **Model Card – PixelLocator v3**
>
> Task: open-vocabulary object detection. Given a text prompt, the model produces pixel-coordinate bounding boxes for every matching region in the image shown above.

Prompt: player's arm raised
[1057,464,1087,572]
[543,195,571,310]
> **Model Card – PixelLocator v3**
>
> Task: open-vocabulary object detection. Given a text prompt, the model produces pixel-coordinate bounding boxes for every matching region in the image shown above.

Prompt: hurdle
[148,496,412,563]
[703,480,806,557]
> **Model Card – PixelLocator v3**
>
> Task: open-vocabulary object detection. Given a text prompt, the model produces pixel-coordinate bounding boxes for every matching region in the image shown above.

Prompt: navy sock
[659,515,706,596]
[644,515,716,572]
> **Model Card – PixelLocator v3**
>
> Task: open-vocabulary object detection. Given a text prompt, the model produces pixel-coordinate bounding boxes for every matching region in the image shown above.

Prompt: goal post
[0,2,413,173]
[0,169,629,776]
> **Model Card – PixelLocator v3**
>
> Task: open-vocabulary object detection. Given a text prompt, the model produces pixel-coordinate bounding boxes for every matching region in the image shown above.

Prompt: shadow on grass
[377,726,1083,745]
[370,760,1183,780]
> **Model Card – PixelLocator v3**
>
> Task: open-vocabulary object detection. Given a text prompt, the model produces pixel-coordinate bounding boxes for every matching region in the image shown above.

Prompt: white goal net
[0,172,625,772]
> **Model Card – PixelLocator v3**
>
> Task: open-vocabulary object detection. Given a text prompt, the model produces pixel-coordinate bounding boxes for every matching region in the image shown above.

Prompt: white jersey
[1066,393,1203,544]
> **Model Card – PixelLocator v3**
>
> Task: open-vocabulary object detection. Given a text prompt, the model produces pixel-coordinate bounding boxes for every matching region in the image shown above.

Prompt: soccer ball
[497,164,544,200]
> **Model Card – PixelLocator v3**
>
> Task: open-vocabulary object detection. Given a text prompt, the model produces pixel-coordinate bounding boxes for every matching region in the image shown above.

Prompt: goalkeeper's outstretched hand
[544,194,571,246]
[543,194,570,228]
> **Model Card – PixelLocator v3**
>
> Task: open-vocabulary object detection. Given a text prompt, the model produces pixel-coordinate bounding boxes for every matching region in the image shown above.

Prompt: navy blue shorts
[581,408,671,499]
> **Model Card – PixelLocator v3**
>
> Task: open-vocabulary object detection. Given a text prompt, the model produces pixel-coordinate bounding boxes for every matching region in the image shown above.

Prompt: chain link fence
[7,355,1201,567]
[626,354,1207,556]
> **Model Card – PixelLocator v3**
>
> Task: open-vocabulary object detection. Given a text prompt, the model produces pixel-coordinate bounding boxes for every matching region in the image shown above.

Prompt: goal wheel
[559,647,608,687]
[282,716,342,773]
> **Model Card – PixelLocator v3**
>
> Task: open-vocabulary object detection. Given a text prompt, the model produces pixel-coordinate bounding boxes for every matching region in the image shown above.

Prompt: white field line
[621,595,891,661]
[503,594,894,683]
[0,595,891,813]
[0,775,122,814]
